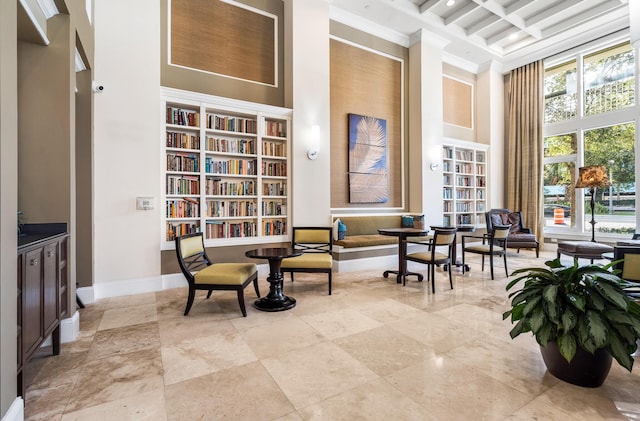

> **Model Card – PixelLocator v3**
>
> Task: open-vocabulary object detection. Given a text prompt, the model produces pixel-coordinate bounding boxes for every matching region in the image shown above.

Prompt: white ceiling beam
[444,3,480,26]
[541,0,625,38]
[418,0,439,14]
[486,26,520,45]
[505,0,531,15]
[465,14,501,35]
[526,0,583,26]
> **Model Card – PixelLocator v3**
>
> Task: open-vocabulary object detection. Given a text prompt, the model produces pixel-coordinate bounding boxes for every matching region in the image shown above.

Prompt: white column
[476,61,504,209]
[284,0,331,225]
[408,29,449,226]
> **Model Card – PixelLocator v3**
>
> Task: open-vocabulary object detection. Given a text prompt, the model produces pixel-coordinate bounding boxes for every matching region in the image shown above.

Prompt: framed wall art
[347,113,388,203]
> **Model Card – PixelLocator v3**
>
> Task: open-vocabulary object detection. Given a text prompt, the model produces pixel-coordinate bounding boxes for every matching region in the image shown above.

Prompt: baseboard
[333,254,397,272]
[1,397,24,421]
[75,264,272,303]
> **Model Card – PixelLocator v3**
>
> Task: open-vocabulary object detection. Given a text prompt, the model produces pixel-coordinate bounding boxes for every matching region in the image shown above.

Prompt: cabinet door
[43,242,59,335]
[23,248,43,357]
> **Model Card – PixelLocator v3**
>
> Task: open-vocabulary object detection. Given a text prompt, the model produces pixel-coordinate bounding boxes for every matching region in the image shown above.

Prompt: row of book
[206,221,257,238]
[265,120,286,137]
[167,131,200,149]
[456,214,473,225]
[263,220,286,236]
[207,114,257,134]
[166,222,199,241]
[456,176,473,187]
[167,107,200,127]
[205,200,257,217]
[455,163,473,174]
[166,175,200,195]
[263,182,286,196]
[456,203,473,212]
[262,141,286,157]
[262,201,286,216]
[166,199,199,218]
[206,136,256,154]
[167,153,199,172]
[262,161,287,177]
[205,158,257,175]
[206,179,255,196]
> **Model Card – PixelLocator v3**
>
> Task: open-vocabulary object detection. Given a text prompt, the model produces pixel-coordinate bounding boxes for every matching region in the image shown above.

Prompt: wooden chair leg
[253,278,261,298]
[184,286,196,316]
[489,254,494,280]
[431,264,436,293]
[328,271,332,295]
[237,290,247,317]
[503,253,509,277]
[206,290,213,299]
[448,262,453,289]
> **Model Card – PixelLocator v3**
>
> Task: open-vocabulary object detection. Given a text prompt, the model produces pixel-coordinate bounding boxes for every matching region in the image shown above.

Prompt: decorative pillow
[333,218,341,241]
[507,212,521,234]
[413,214,425,230]
[401,215,414,228]
[338,220,347,240]
[491,214,504,227]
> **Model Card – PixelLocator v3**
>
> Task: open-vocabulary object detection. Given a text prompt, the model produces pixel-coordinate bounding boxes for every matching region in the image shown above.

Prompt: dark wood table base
[245,247,300,312]
[254,271,296,311]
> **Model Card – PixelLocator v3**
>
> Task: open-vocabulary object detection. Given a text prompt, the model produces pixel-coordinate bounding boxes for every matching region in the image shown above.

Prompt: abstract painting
[348,113,388,203]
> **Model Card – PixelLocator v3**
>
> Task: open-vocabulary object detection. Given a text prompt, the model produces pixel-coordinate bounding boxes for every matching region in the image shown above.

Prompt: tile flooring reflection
[23,245,640,420]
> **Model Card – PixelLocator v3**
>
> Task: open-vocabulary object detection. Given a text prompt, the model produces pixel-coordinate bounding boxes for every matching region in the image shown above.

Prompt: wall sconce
[430,162,440,171]
[307,125,320,160]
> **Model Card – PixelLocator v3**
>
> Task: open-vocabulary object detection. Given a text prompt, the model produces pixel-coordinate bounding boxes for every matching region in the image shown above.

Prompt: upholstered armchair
[485,209,539,257]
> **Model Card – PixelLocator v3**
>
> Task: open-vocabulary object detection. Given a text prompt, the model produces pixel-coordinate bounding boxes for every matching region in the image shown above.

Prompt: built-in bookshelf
[442,140,488,227]
[162,88,291,249]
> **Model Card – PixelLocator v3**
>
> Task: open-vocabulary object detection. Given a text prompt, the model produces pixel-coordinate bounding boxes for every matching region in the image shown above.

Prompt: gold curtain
[506,60,544,246]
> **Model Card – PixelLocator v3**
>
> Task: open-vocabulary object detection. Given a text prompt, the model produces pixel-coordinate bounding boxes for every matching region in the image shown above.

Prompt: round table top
[245,247,302,260]
[378,227,429,236]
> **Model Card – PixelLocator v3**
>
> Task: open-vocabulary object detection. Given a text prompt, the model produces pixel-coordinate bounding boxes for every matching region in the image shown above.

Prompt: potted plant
[503,258,640,387]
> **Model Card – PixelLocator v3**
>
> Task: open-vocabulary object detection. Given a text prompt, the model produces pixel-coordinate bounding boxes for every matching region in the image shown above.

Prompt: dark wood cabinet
[17,224,69,398]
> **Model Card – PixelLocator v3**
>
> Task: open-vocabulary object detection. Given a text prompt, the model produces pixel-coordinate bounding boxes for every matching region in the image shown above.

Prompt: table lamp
[575,165,610,242]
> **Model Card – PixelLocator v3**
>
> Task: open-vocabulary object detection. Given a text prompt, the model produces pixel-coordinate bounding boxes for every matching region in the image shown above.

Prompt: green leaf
[586,291,605,311]
[592,278,631,310]
[557,333,577,363]
[566,293,586,312]
[529,307,546,334]
[586,311,608,349]
[542,284,560,322]
[509,319,528,339]
[522,295,542,316]
[609,331,634,372]
[561,308,577,332]
[537,323,555,346]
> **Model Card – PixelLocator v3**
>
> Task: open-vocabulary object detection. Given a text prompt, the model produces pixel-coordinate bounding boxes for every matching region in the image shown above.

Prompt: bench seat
[334,234,397,248]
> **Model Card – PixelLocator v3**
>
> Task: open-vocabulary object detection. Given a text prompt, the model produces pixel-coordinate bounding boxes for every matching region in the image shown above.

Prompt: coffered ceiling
[329,0,630,72]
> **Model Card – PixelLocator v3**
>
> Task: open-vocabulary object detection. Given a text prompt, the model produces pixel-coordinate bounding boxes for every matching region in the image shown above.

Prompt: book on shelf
[167,107,200,127]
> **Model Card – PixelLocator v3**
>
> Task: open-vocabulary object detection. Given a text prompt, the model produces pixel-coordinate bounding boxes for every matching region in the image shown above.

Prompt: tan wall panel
[161,0,284,107]
[171,0,275,85]
[443,75,472,129]
[330,39,403,209]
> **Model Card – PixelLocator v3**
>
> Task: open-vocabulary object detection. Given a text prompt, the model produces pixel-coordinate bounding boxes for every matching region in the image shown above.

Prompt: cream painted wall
[1,1,19,415]
[284,0,331,225]
[93,0,162,284]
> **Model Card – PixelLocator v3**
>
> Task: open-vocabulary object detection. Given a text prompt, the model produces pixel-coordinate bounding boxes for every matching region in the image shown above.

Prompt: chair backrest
[291,227,332,254]
[491,225,511,249]
[432,228,457,247]
[175,232,212,282]
[614,246,640,282]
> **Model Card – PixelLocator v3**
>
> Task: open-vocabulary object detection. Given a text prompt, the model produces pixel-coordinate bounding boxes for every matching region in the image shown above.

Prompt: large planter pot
[540,341,613,388]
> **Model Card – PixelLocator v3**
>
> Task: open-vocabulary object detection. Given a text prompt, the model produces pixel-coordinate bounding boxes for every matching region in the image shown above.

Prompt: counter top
[18,223,68,249]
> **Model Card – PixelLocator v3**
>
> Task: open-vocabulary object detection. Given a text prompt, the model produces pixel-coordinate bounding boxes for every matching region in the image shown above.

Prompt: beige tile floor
[23,245,640,420]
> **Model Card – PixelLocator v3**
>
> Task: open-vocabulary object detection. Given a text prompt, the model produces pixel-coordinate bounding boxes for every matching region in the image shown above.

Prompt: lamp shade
[575,165,611,189]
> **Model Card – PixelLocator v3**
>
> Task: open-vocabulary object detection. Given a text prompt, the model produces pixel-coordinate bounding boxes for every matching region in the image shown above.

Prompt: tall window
[544,41,637,237]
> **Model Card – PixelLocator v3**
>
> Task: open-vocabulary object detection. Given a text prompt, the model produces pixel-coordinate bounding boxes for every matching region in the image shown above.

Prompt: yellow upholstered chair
[613,246,640,301]
[461,224,511,280]
[405,227,457,292]
[175,232,260,316]
[281,227,333,294]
